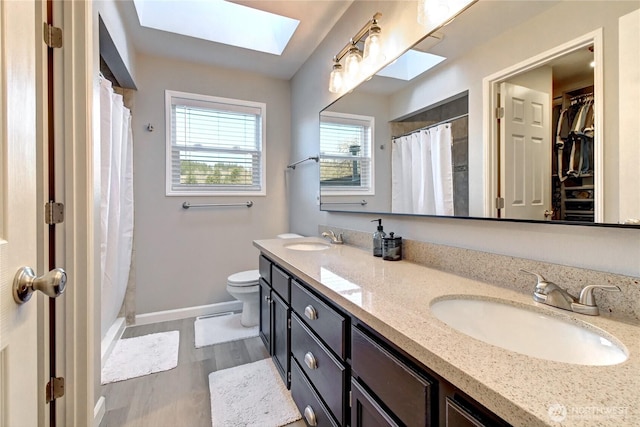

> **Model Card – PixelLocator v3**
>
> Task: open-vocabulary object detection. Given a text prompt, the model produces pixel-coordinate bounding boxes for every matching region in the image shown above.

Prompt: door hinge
[287,372,291,383]
[496,107,505,119]
[46,377,65,402]
[43,23,63,48]
[287,318,291,329]
[496,197,505,209]
[45,202,64,225]
[349,391,352,408]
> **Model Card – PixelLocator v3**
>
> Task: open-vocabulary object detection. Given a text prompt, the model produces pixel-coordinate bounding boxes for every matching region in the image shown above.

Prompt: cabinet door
[445,398,487,427]
[351,378,400,427]
[272,291,290,388]
[259,278,272,352]
[352,326,434,426]
[444,397,512,427]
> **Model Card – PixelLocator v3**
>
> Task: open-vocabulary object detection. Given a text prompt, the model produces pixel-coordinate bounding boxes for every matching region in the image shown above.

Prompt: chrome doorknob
[13,267,66,304]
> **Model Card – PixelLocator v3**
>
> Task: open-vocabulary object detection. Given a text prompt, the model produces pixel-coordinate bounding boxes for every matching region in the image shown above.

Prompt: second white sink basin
[431,297,628,366]
[284,239,331,251]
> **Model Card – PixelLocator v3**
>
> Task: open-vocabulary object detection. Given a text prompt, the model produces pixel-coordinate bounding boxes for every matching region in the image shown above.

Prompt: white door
[499,82,551,220]
[0,1,41,425]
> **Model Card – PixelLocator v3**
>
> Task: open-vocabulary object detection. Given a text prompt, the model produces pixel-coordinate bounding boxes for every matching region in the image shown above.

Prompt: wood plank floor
[99,317,305,427]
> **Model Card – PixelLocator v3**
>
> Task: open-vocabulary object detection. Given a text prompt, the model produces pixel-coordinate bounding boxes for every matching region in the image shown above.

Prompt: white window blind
[165,91,265,195]
[320,112,374,195]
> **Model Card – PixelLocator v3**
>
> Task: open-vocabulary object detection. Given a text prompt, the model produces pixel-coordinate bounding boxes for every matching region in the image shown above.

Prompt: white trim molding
[134,300,243,326]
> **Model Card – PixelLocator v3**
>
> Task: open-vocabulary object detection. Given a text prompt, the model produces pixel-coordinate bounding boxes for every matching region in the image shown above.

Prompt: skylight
[132,0,300,56]
[376,50,446,81]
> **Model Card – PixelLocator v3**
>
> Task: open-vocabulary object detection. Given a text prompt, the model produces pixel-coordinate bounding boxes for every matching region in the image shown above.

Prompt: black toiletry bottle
[371,219,385,257]
[382,232,402,261]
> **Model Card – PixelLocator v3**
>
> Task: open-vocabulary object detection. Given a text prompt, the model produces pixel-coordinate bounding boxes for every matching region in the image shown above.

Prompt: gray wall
[290,1,640,278]
[132,53,291,314]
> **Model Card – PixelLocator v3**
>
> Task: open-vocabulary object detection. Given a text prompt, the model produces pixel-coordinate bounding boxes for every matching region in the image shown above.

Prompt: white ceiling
[116,0,353,80]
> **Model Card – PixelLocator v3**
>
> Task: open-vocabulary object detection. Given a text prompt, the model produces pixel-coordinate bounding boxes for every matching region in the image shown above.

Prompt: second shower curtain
[391,123,454,215]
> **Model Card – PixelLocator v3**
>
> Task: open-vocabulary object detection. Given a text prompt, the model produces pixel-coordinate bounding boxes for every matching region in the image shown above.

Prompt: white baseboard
[134,300,243,326]
[101,317,126,370]
[94,396,106,427]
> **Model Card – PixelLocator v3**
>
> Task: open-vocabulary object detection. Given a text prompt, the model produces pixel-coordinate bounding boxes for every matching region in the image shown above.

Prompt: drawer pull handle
[304,305,318,320]
[303,405,317,426]
[304,352,317,370]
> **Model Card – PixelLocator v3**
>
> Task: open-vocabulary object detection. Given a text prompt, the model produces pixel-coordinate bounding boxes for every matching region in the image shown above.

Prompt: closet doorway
[484,30,603,222]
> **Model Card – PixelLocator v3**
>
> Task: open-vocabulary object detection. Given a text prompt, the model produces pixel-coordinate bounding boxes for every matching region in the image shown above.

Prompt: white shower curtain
[391,123,454,215]
[100,78,134,339]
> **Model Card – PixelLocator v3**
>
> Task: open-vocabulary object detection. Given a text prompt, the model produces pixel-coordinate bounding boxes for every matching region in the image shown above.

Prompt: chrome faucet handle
[519,269,547,283]
[578,284,621,306]
[520,269,556,292]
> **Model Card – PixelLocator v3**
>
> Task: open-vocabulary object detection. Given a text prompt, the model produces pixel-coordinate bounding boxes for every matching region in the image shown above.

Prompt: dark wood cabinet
[259,253,512,427]
[290,358,339,427]
[258,278,271,352]
[272,291,290,387]
[350,378,400,427]
[259,257,291,388]
[291,313,347,425]
[351,326,435,427]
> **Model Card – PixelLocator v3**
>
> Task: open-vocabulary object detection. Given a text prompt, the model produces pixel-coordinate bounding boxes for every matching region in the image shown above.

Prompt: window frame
[165,90,266,197]
[319,111,375,196]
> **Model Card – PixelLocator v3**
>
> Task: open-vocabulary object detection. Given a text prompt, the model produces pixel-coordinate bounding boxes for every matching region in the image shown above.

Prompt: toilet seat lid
[228,269,260,286]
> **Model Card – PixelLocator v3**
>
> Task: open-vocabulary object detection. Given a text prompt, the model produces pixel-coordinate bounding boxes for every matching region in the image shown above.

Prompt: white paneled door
[500,82,551,220]
[0,0,40,425]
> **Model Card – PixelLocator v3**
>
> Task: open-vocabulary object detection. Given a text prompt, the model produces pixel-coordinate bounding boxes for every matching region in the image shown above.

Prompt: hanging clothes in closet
[554,94,594,182]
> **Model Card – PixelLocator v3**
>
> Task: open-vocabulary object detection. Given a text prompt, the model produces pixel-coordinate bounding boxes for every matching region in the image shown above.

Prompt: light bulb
[363,23,385,64]
[344,45,363,79]
[328,62,344,93]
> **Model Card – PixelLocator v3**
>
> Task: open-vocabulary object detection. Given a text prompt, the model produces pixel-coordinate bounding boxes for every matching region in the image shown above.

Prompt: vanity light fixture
[328,12,383,93]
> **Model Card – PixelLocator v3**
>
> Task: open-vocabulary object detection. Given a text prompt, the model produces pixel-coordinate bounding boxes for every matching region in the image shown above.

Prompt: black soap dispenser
[371,219,385,257]
[382,232,402,261]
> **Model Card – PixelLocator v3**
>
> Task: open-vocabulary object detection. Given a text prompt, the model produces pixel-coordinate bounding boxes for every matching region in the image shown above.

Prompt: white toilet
[227,233,302,327]
[226,269,261,327]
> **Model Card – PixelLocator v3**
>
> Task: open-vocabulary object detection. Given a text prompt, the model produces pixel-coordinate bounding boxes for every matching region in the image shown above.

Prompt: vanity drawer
[271,265,290,302]
[291,279,347,360]
[259,255,271,284]
[291,313,346,425]
[351,326,435,427]
[290,358,339,427]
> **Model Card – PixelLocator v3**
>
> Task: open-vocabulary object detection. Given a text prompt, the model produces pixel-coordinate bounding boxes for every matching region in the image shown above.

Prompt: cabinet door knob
[303,405,317,426]
[304,352,318,370]
[304,305,318,320]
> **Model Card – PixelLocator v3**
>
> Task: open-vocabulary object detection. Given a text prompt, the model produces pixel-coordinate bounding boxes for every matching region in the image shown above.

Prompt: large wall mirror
[319,0,640,227]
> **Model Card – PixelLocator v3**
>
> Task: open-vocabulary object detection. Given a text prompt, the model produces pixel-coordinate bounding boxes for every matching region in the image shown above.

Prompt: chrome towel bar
[182,201,254,209]
[320,200,367,206]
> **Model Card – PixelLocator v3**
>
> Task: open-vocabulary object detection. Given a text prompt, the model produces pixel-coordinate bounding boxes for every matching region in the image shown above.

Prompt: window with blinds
[320,111,374,195]
[165,90,266,196]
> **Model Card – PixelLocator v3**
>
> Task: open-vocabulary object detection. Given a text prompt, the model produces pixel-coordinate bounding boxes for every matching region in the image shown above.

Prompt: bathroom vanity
[254,237,639,427]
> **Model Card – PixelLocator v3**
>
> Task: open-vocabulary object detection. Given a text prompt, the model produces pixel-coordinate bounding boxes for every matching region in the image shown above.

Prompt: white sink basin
[284,240,331,251]
[430,297,628,366]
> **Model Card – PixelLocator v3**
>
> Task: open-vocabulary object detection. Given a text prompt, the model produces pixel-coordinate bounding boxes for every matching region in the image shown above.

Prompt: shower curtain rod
[392,113,468,140]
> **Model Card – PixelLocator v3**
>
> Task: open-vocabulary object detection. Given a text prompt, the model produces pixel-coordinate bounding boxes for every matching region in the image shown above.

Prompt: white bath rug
[194,313,258,348]
[208,358,301,427]
[101,330,180,384]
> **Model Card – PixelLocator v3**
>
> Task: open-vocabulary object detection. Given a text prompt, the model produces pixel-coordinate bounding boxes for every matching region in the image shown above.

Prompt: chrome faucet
[321,230,344,244]
[520,269,620,316]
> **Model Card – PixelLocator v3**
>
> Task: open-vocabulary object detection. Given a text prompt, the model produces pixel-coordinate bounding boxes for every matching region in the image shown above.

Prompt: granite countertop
[254,237,640,427]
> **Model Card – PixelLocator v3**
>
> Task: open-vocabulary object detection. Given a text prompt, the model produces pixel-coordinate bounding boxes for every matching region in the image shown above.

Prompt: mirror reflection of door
[499,81,551,220]
[496,44,595,222]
